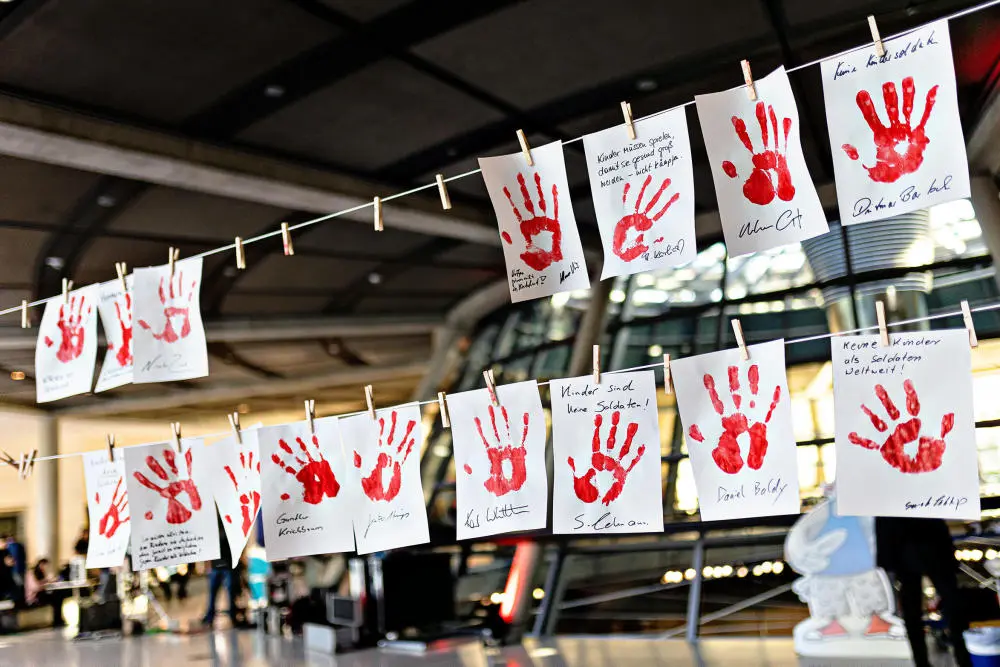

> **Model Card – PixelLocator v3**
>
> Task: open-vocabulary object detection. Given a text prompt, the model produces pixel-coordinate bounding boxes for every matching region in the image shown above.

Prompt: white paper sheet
[832,330,979,520]
[550,371,664,534]
[341,403,430,554]
[95,276,134,392]
[672,340,801,521]
[582,108,697,278]
[258,418,355,561]
[132,257,208,383]
[35,284,100,403]
[83,450,130,569]
[695,66,829,256]
[820,21,968,225]
[447,380,549,540]
[211,430,262,565]
[124,438,219,570]
[479,140,590,302]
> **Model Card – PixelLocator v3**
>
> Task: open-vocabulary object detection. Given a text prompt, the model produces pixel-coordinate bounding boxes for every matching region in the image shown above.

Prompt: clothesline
[0,0,998,319]
[12,296,999,467]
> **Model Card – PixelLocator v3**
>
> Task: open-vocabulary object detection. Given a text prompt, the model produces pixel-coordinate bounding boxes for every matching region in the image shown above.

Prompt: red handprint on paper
[353,410,416,502]
[133,448,202,524]
[137,271,197,344]
[848,380,952,473]
[463,404,529,497]
[687,364,782,474]
[107,294,133,367]
[96,478,129,538]
[272,435,339,505]
[567,411,646,506]
[612,175,680,262]
[43,296,91,363]
[721,101,795,206]
[841,77,938,183]
[501,172,562,271]
[224,451,261,534]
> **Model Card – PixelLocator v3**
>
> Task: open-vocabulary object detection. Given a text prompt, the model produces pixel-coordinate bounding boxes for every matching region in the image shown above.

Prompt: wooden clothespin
[663,353,672,395]
[170,421,182,454]
[0,451,15,470]
[168,247,180,279]
[115,262,128,292]
[228,412,242,444]
[516,129,534,167]
[868,15,885,58]
[961,300,979,348]
[234,237,246,270]
[483,369,500,407]
[364,385,376,421]
[373,196,383,232]
[732,319,750,361]
[437,391,451,428]
[62,278,73,303]
[741,60,757,102]
[621,101,636,141]
[875,300,889,347]
[107,434,116,462]
[304,399,316,434]
[17,452,25,480]
[20,300,29,329]
[592,344,601,384]
[19,450,37,481]
[281,222,295,256]
[435,174,452,211]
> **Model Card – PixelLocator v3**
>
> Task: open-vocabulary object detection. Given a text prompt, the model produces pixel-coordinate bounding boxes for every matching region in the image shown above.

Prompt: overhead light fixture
[236,403,250,414]
[96,195,116,207]
[45,256,64,270]
[367,272,382,285]
[635,79,657,92]
[264,84,285,98]
[9,371,24,381]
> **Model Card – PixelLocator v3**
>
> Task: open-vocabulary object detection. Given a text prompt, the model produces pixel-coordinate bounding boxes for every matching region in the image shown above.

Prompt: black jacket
[875,516,956,573]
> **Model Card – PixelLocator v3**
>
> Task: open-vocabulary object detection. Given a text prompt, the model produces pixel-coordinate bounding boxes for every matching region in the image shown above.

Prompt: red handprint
[137,270,197,343]
[721,101,796,206]
[687,364,782,474]
[272,435,340,505]
[567,411,646,506]
[353,410,416,502]
[463,404,529,497]
[43,296,91,363]
[133,448,202,524]
[107,294,133,367]
[848,380,952,473]
[224,451,262,535]
[841,77,938,183]
[612,175,680,262]
[96,478,129,538]
[501,172,562,271]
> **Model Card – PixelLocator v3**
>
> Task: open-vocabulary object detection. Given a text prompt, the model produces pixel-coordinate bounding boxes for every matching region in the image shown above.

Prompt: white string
[12,297,990,468]
[0,1,995,315]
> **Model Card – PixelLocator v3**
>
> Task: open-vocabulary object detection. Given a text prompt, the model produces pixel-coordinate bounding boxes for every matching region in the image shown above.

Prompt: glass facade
[425,200,1000,525]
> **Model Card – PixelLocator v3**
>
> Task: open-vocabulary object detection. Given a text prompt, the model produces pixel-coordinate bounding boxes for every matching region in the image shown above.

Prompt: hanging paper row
[480,21,966,302]
[81,324,979,572]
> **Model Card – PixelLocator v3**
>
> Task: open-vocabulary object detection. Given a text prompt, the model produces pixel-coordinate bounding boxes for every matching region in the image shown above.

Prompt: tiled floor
[0,630,966,667]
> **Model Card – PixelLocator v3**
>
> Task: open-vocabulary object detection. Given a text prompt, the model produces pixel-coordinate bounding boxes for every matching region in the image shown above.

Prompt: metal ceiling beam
[0,314,441,351]
[56,360,428,416]
[0,96,500,245]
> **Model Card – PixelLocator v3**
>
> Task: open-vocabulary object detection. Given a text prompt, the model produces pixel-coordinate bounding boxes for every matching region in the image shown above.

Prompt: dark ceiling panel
[297,218,435,255]
[107,187,287,242]
[239,60,505,171]
[413,0,771,109]
[0,0,337,123]
[235,254,379,292]
[72,237,227,286]
[219,293,332,317]
[352,295,456,315]
[0,229,47,283]
[0,156,102,225]
[315,0,411,21]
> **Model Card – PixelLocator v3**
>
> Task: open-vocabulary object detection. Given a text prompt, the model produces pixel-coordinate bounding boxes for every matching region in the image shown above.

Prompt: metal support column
[34,414,58,561]
[685,533,705,643]
[532,545,569,637]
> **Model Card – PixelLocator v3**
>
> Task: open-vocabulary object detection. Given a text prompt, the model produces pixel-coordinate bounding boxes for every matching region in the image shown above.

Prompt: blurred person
[202,518,244,627]
[24,558,68,627]
[4,536,25,580]
[73,527,88,558]
[876,517,972,667]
